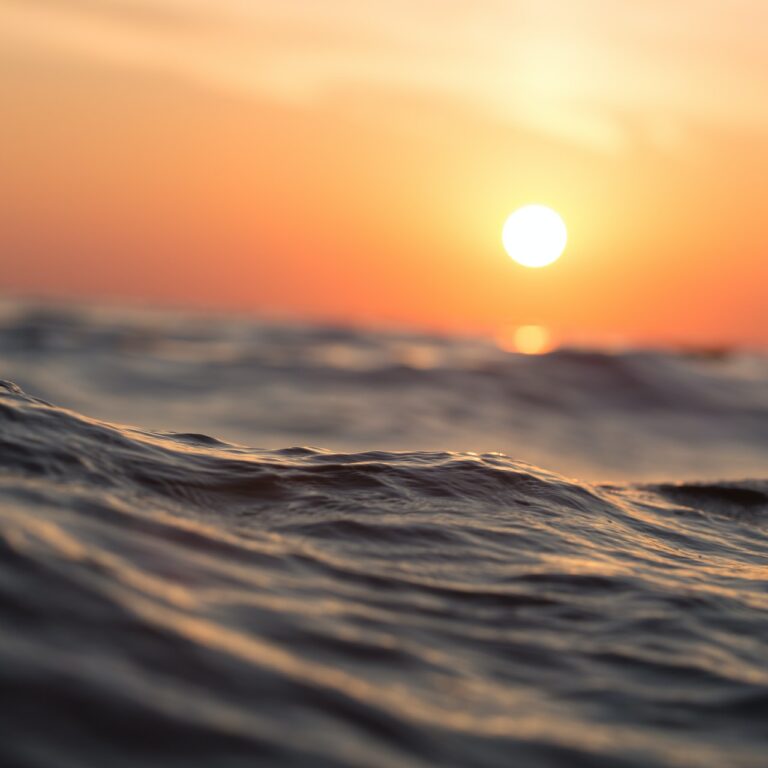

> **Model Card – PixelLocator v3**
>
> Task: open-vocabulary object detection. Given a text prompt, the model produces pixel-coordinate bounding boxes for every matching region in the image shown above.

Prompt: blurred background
[2,0,768,345]
[2,1,768,482]
[2,298,768,482]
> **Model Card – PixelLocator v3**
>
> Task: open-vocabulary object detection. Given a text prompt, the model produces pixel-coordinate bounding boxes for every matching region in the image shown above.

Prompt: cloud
[3,0,768,153]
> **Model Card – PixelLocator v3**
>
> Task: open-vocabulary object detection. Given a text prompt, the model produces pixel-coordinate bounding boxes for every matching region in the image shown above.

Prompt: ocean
[1,300,767,767]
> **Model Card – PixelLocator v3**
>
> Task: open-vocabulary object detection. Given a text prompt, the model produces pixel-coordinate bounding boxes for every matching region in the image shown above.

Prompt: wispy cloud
[4,0,768,152]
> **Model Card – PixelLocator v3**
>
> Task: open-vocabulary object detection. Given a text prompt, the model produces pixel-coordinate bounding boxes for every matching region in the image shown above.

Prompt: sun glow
[502,205,567,268]
[496,325,554,355]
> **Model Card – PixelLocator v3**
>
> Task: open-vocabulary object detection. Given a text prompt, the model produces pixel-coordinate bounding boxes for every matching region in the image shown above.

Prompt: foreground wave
[1,381,767,767]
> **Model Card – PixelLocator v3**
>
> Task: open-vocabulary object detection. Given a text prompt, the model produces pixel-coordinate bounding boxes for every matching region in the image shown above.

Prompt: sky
[2,0,768,345]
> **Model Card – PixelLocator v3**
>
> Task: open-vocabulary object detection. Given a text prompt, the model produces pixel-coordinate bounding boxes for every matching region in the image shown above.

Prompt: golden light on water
[496,325,555,355]
[502,205,567,268]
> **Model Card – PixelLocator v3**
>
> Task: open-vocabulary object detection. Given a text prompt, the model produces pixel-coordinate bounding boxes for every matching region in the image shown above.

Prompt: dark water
[1,302,768,767]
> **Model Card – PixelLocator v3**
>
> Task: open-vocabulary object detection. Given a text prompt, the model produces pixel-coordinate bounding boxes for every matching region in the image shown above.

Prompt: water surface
[1,303,767,767]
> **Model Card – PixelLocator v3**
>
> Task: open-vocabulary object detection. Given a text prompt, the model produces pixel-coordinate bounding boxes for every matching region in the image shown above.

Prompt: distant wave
[2,302,768,483]
[1,380,767,767]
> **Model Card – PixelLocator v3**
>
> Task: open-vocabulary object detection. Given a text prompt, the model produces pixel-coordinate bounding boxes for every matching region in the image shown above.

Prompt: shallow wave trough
[1,380,767,767]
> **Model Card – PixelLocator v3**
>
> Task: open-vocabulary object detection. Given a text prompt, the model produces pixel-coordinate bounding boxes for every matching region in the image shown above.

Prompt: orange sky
[2,1,768,345]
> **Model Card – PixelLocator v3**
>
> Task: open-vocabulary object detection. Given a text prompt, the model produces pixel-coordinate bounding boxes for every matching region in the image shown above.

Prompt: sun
[502,205,567,268]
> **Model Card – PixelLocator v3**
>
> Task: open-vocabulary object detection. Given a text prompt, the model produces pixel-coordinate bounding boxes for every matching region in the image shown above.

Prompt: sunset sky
[2,1,768,345]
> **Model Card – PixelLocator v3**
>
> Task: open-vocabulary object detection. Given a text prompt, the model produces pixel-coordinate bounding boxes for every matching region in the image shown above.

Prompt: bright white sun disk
[502,205,567,268]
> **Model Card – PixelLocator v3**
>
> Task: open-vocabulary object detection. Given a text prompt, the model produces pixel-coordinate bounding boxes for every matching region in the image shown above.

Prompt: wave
[3,301,768,482]
[1,380,767,767]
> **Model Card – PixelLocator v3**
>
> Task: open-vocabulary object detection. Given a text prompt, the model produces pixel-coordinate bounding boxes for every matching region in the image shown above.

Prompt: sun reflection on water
[496,325,555,355]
